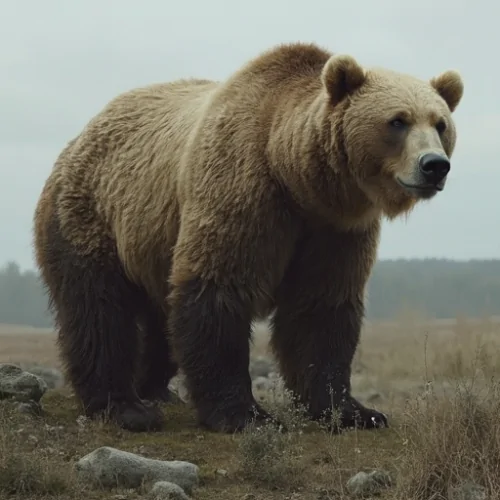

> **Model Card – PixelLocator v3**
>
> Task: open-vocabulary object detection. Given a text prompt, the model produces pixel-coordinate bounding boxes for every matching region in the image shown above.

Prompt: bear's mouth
[396,177,444,198]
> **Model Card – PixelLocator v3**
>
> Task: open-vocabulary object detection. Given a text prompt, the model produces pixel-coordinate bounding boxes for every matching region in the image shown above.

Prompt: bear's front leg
[168,276,274,432]
[271,222,388,432]
[167,185,296,433]
[272,298,387,431]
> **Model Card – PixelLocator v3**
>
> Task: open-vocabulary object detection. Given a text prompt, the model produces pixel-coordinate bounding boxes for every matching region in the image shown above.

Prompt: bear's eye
[435,120,447,134]
[388,118,407,129]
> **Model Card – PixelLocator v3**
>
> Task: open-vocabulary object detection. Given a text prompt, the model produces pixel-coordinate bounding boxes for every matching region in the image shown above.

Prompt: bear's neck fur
[266,92,381,232]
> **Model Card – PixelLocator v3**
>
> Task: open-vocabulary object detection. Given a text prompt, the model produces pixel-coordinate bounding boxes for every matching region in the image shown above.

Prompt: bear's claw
[322,396,389,433]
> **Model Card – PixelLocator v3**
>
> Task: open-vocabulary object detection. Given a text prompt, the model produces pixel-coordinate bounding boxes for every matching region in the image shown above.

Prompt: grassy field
[1,313,500,499]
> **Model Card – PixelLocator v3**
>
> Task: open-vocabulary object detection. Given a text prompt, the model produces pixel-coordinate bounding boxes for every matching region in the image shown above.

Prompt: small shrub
[238,421,304,490]
[0,453,69,496]
[237,394,308,491]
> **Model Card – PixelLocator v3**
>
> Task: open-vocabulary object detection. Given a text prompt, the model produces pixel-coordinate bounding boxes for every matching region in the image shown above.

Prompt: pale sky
[1,0,498,270]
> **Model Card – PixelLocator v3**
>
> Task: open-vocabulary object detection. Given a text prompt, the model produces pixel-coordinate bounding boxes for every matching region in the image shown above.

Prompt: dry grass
[393,376,500,499]
[1,312,500,499]
[0,324,59,368]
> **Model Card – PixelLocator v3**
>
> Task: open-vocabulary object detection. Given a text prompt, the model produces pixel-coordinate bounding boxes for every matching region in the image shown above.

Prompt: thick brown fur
[33,42,464,433]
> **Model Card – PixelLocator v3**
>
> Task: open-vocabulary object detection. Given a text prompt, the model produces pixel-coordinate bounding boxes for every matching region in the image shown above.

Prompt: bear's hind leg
[135,298,179,403]
[39,213,165,432]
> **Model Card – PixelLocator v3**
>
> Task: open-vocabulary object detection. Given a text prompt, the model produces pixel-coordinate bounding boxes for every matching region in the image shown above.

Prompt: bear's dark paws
[199,401,284,433]
[85,398,166,432]
[112,400,166,432]
[322,397,388,433]
[340,406,388,431]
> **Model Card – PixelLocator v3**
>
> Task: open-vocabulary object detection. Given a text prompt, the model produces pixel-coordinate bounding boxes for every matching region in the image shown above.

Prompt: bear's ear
[430,70,464,113]
[321,54,366,107]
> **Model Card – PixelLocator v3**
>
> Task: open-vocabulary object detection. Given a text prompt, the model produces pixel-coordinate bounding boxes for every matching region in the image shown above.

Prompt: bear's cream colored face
[321,55,464,218]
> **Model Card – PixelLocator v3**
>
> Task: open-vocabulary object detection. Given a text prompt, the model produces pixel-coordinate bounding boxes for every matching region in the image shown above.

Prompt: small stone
[216,468,228,477]
[346,469,392,497]
[0,364,47,402]
[75,446,199,493]
[149,481,189,499]
[168,373,191,403]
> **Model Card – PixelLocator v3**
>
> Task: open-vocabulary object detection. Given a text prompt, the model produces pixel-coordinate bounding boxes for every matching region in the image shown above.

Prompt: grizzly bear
[33,42,464,433]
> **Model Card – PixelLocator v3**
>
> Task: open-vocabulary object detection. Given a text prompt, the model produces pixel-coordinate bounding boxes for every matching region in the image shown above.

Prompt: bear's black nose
[419,153,450,184]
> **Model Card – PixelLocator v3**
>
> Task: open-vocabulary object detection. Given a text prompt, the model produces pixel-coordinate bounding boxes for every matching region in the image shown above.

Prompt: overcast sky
[1,0,498,270]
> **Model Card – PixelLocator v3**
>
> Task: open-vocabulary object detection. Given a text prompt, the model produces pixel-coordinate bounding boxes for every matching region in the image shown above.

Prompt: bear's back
[39,78,219,291]
[52,78,218,220]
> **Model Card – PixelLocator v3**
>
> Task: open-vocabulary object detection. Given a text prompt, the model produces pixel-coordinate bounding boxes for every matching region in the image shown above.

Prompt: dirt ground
[1,313,500,499]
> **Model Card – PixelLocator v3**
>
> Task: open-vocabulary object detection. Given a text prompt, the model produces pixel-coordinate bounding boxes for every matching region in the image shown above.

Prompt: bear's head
[321,54,464,219]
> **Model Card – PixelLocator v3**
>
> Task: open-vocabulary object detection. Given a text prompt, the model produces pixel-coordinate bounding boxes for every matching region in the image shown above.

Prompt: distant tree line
[0,261,53,327]
[366,258,500,320]
[0,258,499,328]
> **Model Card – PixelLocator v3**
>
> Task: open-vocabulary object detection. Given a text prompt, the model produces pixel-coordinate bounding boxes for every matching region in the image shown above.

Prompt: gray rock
[0,364,47,402]
[75,446,199,493]
[346,469,392,497]
[449,481,487,500]
[149,481,189,499]
[168,374,191,403]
